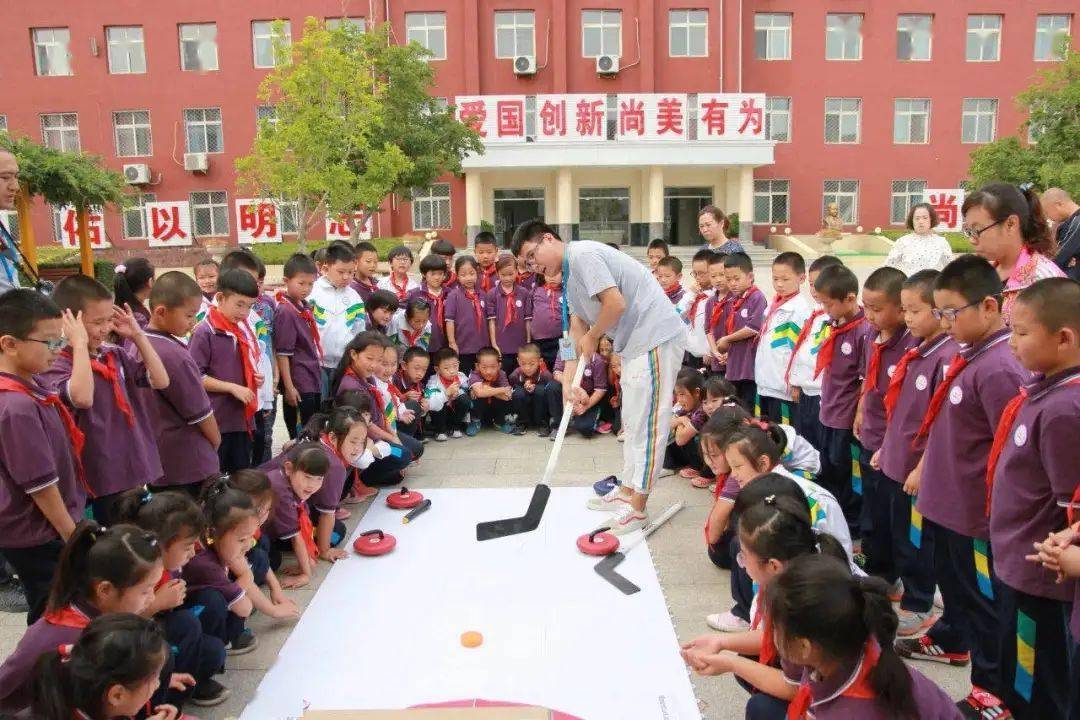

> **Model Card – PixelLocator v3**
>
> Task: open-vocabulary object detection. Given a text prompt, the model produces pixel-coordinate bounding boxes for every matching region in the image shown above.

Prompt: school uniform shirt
[754,293,814,402]
[677,288,712,359]
[818,312,875,430]
[0,373,84,547]
[387,310,432,350]
[443,285,488,355]
[245,305,276,412]
[273,296,323,396]
[508,367,554,389]
[662,284,685,305]
[916,329,1028,541]
[406,286,448,351]
[576,354,610,396]
[377,272,420,303]
[989,367,1080,600]
[778,423,822,476]
[143,331,220,488]
[264,467,304,541]
[182,545,246,609]
[486,284,531,355]
[858,330,919,453]
[529,282,563,341]
[703,291,731,372]
[308,276,367,369]
[478,263,499,293]
[786,308,830,397]
[515,271,538,292]
[39,343,164,494]
[424,371,470,414]
[467,369,511,393]
[720,288,767,383]
[350,276,379,304]
[189,319,253,435]
[310,439,350,516]
[878,334,957,484]
[373,377,399,429]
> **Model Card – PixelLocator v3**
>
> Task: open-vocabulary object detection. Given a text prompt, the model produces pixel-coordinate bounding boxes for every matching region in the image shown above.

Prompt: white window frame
[32,28,73,77]
[822,180,859,224]
[765,97,791,142]
[966,15,1002,62]
[754,13,791,60]
[753,179,790,224]
[113,110,152,157]
[825,13,862,61]
[326,17,367,33]
[179,23,219,71]
[183,107,224,153]
[1034,14,1071,61]
[582,9,622,58]
[106,26,146,74]
[896,14,932,61]
[893,98,930,144]
[255,105,278,131]
[669,9,708,58]
[824,97,861,144]
[890,180,927,225]
[494,11,535,59]
[412,183,451,230]
[961,98,998,144]
[252,20,291,69]
[405,12,447,61]
[40,112,80,152]
[0,116,8,133]
[123,192,156,239]
[189,191,229,237]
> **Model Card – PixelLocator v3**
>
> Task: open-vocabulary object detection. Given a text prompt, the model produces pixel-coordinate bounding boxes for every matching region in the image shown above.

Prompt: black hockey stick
[476,483,551,541]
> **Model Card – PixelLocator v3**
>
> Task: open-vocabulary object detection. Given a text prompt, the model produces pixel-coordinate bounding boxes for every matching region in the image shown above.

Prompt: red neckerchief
[663,284,682,303]
[445,270,458,287]
[813,315,867,379]
[438,372,460,406]
[393,369,422,396]
[401,323,425,347]
[687,291,708,328]
[386,380,405,403]
[498,284,517,328]
[0,376,93,497]
[608,366,621,407]
[154,567,173,591]
[61,348,135,428]
[480,264,497,293]
[751,599,777,667]
[883,345,922,421]
[345,367,384,419]
[913,353,969,443]
[354,276,376,294]
[43,603,92,629]
[519,361,549,385]
[422,286,445,326]
[707,291,732,334]
[275,289,324,361]
[461,287,484,331]
[296,499,319,560]
[544,281,562,319]
[785,309,826,385]
[786,640,880,720]
[389,272,410,301]
[725,286,760,335]
[516,271,536,288]
[753,292,799,349]
[206,306,259,425]
[860,337,888,400]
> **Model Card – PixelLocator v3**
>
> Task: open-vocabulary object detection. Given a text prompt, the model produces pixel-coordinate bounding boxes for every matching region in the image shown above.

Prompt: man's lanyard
[0,222,16,286]
[561,251,570,336]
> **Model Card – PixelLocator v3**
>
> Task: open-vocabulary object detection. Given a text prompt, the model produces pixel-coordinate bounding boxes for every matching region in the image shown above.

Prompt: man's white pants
[618,335,685,495]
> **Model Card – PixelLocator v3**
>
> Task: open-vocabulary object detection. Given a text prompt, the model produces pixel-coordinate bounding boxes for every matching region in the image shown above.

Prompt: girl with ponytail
[296,408,368,549]
[764,554,960,719]
[112,257,155,329]
[264,442,331,590]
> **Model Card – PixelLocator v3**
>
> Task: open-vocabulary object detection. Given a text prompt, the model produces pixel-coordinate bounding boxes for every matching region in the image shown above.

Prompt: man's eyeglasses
[20,336,66,351]
[961,219,1004,240]
[932,299,983,322]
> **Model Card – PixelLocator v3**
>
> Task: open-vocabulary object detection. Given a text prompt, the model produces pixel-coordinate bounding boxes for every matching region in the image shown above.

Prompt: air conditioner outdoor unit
[122,163,150,185]
[513,55,536,75]
[596,54,619,75]
[184,152,209,173]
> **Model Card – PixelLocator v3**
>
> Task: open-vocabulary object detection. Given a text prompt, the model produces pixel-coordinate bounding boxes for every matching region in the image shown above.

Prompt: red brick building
[1,1,1075,251]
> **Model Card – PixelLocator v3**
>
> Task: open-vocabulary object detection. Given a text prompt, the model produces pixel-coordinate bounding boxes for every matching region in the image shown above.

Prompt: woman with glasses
[961,182,1064,323]
[884,202,953,276]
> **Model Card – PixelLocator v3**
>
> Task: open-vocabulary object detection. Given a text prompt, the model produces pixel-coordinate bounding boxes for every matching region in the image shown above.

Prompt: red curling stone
[353,529,397,556]
[576,527,620,556]
[386,487,425,510]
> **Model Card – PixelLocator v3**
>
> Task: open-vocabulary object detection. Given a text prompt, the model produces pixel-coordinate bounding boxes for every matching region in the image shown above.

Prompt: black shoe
[226,629,258,655]
[0,580,29,614]
[536,426,551,438]
[511,424,527,436]
[189,677,231,707]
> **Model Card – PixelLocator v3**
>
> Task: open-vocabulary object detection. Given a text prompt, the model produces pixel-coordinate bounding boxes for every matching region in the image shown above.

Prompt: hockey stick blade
[476,483,551,541]
[594,552,641,595]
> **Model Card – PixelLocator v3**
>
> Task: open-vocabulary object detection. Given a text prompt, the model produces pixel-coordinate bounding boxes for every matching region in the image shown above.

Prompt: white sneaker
[586,488,633,512]
[657,467,676,479]
[607,506,648,535]
[435,433,449,442]
[452,430,463,439]
[933,588,944,610]
[706,610,751,632]
[896,609,937,637]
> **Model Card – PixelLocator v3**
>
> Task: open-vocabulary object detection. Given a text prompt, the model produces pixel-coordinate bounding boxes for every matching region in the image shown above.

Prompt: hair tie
[764,494,776,505]
[140,489,153,506]
[115,264,127,274]
[88,525,107,542]
[57,643,73,662]
[1018,182,1034,192]
[745,418,769,431]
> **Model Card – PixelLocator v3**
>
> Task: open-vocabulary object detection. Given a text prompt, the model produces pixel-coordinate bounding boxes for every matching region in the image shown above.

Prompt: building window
[1035,15,1070,61]
[825,14,862,60]
[113,110,152,157]
[823,180,859,224]
[582,10,621,58]
[252,20,291,68]
[184,108,223,153]
[824,98,861,144]
[179,23,218,71]
[966,15,1001,62]
[405,12,447,61]
[754,13,791,60]
[0,116,7,133]
[326,17,366,33]
[890,180,927,225]
[669,9,707,58]
[256,105,278,130]
[190,191,229,237]
[106,26,146,74]
[494,11,535,59]
[897,14,932,61]
[278,201,300,234]
[962,98,997,143]
[412,183,451,230]
[32,28,73,76]
[765,97,791,142]
[40,113,79,152]
[754,180,790,224]
[123,193,155,239]
[893,99,930,144]
[579,187,631,244]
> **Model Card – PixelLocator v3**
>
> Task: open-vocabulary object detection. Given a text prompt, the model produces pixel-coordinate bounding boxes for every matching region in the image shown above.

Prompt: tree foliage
[236,19,483,244]
[0,134,129,210]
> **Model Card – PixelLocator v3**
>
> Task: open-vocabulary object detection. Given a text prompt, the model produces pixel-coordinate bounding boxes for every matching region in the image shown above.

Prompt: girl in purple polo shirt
[765,555,961,720]
[112,257,155,331]
[664,369,711,487]
[407,254,449,353]
[0,521,163,715]
[265,443,330,590]
[487,256,531,375]
[444,256,486,375]
[545,352,608,439]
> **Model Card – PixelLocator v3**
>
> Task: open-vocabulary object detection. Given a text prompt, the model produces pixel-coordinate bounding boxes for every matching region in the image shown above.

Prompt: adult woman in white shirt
[884,202,954,276]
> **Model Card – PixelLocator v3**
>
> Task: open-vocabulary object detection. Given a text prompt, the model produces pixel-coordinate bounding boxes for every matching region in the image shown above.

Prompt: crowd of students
[0,181,1076,719]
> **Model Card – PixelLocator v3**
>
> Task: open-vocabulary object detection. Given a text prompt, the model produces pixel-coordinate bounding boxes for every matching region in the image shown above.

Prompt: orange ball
[460,631,484,648]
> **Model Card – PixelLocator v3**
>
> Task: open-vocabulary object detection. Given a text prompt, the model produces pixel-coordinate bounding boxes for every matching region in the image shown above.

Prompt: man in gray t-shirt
[513,222,685,534]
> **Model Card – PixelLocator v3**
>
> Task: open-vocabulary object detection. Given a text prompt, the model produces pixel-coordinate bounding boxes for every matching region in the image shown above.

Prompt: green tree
[1,134,129,211]
[968,44,1080,196]
[236,19,483,246]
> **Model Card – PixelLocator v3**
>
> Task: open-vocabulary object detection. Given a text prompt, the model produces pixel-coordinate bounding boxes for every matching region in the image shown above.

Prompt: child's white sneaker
[607,506,648,535]
[706,610,751,632]
[452,429,464,439]
[435,433,449,442]
[586,488,633,512]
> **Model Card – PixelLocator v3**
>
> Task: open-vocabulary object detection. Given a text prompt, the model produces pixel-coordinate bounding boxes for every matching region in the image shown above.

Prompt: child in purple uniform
[112,257,155,331]
[144,272,222,497]
[365,289,399,336]
[42,275,169,525]
[528,273,564,371]
[704,252,731,375]
[293,409,365,558]
[408,254,450,354]
[812,264,876,536]
[444,256,487,375]
[0,290,87,624]
[852,268,918,581]
[897,256,1028,720]
[715,253,767,414]
[510,343,553,437]
[275,254,324,438]
[350,240,381,303]
[264,443,330,590]
[765,555,962,720]
[656,256,685,305]
[0,521,163,715]
[545,352,608,439]
[487,255,531,375]
[872,269,956,638]
[474,231,500,293]
[986,278,1080,719]
[663,369,711,486]
[468,346,515,435]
